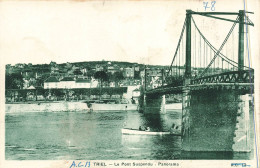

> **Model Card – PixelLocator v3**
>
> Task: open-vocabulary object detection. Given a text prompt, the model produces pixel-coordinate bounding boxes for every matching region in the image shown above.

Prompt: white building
[132,88,141,104]
[44,76,100,89]
[44,76,59,89]
[91,78,99,88]
[59,77,75,89]
[75,78,91,88]
[132,88,140,97]
[123,85,140,100]
[123,67,134,78]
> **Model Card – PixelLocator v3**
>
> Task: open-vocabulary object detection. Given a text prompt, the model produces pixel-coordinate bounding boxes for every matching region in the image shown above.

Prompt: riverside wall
[91,103,138,111]
[5,102,182,113]
[5,102,90,113]
[90,103,182,111]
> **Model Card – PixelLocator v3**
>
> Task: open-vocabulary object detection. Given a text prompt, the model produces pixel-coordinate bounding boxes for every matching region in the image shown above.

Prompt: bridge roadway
[146,83,253,95]
[145,70,254,95]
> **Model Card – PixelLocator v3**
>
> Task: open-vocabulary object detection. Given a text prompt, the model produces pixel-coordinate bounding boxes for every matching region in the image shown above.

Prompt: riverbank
[5,102,182,113]
[5,101,89,113]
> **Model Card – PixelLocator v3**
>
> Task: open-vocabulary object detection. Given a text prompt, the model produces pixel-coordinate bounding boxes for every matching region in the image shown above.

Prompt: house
[95,64,104,71]
[134,66,140,71]
[23,79,30,89]
[27,85,36,89]
[51,66,59,74]
[107,66,117,74]
[123,85,140,100]
[81,68,87,75]
[132,88,140,104]
[109,81,116,87]
[148,68,163,77]
[123,67,134,78]
[44,76,59,89]
[15,63,25,68]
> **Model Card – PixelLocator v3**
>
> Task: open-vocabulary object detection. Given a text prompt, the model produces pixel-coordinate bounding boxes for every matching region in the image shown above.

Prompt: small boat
[121,128,181,136]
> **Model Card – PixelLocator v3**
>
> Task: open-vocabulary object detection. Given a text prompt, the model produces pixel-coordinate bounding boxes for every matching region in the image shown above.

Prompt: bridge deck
[146,83,253,95]
[146,70,254,95]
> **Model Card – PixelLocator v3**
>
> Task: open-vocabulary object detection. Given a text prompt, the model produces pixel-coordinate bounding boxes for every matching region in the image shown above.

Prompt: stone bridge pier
[138,93,167,131]
[181,88,251,152]
[144,94,166,114]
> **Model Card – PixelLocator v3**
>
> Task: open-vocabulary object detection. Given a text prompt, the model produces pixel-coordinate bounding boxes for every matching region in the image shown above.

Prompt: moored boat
[121,128,181,136]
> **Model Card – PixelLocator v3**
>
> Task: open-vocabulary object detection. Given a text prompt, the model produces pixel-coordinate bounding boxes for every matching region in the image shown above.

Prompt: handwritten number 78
[203,1,216,11]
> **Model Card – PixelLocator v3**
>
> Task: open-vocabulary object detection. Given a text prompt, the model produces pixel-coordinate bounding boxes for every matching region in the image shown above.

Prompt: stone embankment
[5,102,182,113]
[6,102,89,113]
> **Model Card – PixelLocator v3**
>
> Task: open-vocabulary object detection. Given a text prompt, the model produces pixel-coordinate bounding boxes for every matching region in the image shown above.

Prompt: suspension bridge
[141,10,254,153]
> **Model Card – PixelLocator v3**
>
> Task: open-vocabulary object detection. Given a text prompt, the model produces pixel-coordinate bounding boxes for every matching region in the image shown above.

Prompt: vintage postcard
[0,0,259,168]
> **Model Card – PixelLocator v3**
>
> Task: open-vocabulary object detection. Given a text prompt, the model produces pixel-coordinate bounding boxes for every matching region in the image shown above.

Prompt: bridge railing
[191,70,254,85]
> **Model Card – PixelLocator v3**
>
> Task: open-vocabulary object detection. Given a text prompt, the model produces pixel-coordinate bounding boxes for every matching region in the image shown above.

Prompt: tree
[5,64,12,74]
[113,71,124,86]
[5,73,24,89]
[134,71,141,79]
[35,77,45,87]
[107,72,114,82]
[50,61,57,67]
[86,69,95,78]
[65,62,72,72]
[94,71,108,88]
[73,69,83,76]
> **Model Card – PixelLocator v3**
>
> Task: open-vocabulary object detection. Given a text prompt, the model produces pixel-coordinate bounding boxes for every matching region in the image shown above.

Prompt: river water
[5,109,254,160]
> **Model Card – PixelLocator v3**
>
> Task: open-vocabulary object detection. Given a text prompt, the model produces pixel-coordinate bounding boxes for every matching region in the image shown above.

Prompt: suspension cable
[191,16,245,68]
[199,17,239,77]
[167,18,187,76]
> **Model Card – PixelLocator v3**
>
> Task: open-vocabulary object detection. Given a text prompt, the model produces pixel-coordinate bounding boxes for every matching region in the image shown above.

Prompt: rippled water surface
[5,109,254,160]
[6,110,182,160]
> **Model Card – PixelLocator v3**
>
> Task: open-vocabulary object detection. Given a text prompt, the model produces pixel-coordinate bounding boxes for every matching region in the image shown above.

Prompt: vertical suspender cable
[179,41,181,77]
[200,35,201,68]
[210,49,212,74]
[206,42,208,75]
[182,34,184,76]
[204,39,205,68]
[175,51,178,78]
[225,42,227,71]
[232,30,234,70]
[222,58,224,71]
[214,50,216,72]
[195,25,196,72]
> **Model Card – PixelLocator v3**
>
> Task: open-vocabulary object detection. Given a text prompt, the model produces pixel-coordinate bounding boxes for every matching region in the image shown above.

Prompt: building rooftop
[60,77,74,81]
[27,86,36,89]
[133,88,140,91]
[76,78,91,83]
[44,76,59,83]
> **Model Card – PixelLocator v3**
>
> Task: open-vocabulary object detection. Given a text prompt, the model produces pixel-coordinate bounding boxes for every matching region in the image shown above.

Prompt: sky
[0,0,259,66]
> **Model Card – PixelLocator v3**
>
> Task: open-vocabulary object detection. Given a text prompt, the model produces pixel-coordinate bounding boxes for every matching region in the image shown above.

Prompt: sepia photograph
[0,0,259,167]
